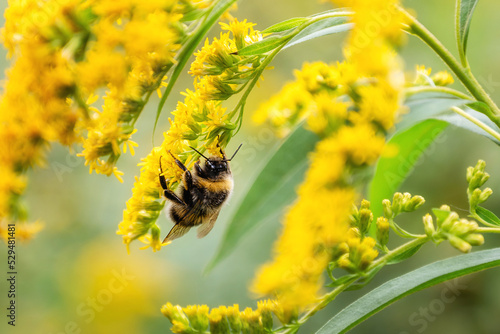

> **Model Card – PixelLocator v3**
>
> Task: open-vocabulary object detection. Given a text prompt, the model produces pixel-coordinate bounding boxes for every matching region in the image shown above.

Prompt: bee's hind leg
[163,188,185,206]
[159,156,186,206]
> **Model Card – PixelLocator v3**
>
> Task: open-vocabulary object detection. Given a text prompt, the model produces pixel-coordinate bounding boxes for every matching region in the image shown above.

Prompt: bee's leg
[159,174,185,206]
[168,150,195,190]
[194,162,207,179]
[168,150,189,172]
[183,169,194,190]
[163,188,186,206]
[159,157,186,206]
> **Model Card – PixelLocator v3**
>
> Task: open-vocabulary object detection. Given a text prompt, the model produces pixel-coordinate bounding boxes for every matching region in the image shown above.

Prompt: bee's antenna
[189,146,210,160]
[225,144,243,161]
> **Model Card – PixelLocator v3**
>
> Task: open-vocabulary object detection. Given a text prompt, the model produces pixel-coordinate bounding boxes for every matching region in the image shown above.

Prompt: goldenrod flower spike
[0,0,206,240]
[161,301,278,334]
[118,19,267,251]
[252,0,407,313]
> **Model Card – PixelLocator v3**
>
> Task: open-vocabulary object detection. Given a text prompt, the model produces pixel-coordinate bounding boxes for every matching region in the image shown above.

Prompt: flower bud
[358,208,373,234]
[479,188,493,203]
[360,199,371,210]
[209,308,230,334]
[423,214,435,237]
[440,204,451,211]
[337,253,352,270]
[403,195,425,212]
[466,166,474,183]
[439,211,459,230]
[376,217,390,246]
[391,192,403,216]
[226,305,242,332]
[468,160,489,190]
[431,70,454,86]
[448,235,472,253]
[257,300,274,330]
[463,233,485,246]
[469,188,483,208]
[162,303,190,328]
[183,305,209,332]
[449,219,478,236]
[383,199,393,219]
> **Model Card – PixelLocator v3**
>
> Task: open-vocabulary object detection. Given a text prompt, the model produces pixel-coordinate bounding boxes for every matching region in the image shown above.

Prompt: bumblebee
[160,144,242,243]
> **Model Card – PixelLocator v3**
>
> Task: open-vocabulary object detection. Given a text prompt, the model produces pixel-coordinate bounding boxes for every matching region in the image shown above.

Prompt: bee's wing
[163,224,192,243]
[196,210,221,239]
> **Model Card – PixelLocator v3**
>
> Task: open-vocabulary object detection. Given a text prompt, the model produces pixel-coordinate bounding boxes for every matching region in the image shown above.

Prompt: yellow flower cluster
[162,300,278,334]
[252,0,407,313]
[76,0,187,180]
[1,0,85,238]
[0,0,206,241]
[117,19,265,251]
[414,65,455,86]
[336,229,379,272]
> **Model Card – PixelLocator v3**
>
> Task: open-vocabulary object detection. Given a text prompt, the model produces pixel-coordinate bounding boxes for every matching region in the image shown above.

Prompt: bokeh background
[2,0,500,333]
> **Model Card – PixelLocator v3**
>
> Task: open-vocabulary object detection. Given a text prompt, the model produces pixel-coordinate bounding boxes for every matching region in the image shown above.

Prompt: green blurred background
[1,0,500,333]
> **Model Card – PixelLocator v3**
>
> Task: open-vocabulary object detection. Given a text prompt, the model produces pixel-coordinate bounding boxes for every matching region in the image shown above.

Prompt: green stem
[450,106,500,142]
[404,86,474,100]
[477,227,500,234]
[398,7,500,127]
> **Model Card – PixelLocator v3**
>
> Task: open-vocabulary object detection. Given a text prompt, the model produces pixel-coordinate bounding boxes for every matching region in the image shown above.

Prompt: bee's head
[203,156,230,179]
[190,144,242,180]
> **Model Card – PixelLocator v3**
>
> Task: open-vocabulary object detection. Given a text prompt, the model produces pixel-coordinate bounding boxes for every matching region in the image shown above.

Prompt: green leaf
[398,92,471,131]
[475,206,500,226]
[456,0,479,65]
[435,106,500,145]
[235,35,290,56]
[316,248,500,334]
[369,120,448,221]
[262,17,308,34]
[205,125,319,273]
[386,243,424,265]
[284,16,352,50]
[432,208,452,222]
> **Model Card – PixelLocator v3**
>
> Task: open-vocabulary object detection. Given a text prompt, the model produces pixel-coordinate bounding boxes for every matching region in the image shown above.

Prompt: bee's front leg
[159,172,185,206]
[194,162,206,178]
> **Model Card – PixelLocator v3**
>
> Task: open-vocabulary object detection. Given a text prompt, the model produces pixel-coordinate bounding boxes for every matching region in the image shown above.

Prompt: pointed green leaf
[235,35,290,56]
[316,248,500,334]
[398,92,471,131]
[284,17,352,50]
[369,119,448,222]
[456,0,479,65]
[435,106,500,145]
[205,125,319,273]
[475,206,500,226]
[262,17,308,34]
[432,208,452,222]
[386,243,424,265]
